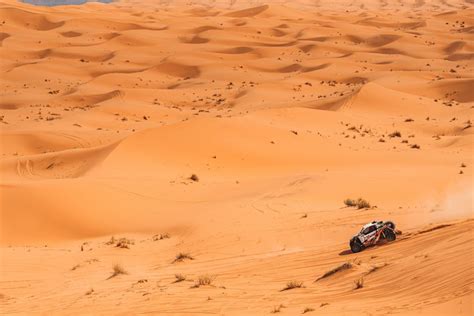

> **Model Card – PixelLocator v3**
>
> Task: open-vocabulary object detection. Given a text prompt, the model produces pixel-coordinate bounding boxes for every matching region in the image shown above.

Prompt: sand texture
[0,0,473,314]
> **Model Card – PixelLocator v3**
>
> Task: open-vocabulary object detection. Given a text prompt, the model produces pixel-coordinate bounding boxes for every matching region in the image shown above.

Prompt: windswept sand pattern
[0,0,473,315]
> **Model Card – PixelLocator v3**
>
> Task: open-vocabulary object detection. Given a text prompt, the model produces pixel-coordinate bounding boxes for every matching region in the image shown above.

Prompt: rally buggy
[349,220,396,253]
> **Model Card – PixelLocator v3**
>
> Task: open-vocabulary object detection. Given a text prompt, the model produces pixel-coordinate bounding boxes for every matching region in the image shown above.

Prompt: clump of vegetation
[189,174,199,182]
[356,198,371,209]
[344,198,371,209]
[302,307,315,314]
[173,252,194,263]
[280,280,304,291]
[410,144,420,149]
[389,131,401,138]
[108,264,127,279]
[173,274,186,283]
[271,304,286,313]
[354,277,364,290]
[153,233,170,241]
[136,279,148,284]
[344,198,357,207]
[71,264,81,271]
[105,236,134,248]
[115,238,134,249]
[191,275,214,288]
[85,288,94,295]
[105,236,116,245]
[315,262,352,282]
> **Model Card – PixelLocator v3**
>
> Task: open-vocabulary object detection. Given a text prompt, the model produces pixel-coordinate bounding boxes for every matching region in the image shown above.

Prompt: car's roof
[362,222,377,229]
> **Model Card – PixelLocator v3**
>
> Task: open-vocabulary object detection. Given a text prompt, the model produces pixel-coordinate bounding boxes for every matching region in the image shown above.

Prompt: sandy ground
[0,0,473,314]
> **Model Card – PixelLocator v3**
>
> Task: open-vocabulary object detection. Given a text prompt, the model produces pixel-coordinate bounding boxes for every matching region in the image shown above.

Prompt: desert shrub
[108,264,127,279]
[85,288,94,295]
[271,304,285,313]
[280,280,304,291]
[174,274,186,283]
[315,262,352,281]
[356,198,371,209]
[115,238,134,249]
[354,277,364,289]
[345,198,370,209]
[153,233,170,241]
[191,275,214,288]
[173,252,194,263]
[302,307,314,314]
[344,199,357,207]
[105,236,116,245]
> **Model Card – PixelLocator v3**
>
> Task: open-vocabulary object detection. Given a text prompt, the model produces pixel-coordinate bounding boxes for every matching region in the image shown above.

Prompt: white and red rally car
[350,220,397,253]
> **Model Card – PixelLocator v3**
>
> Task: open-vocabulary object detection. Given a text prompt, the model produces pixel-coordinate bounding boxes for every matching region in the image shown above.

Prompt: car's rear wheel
[350,238,364,253]
[384,221,396,230]
[383,228,396,242]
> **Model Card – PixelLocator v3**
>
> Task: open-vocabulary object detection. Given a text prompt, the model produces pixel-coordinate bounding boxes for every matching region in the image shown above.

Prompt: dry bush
[115,238,134,249]
[136,279,148,284]
[344,199,357,207]
[354,277,364,289]
[302,307,314,314]
[280,280,304,291]
[106,236,134,248]
[410,144,420,149]
[389,131,401,138]
[71,264,81,271]
[173,252,194,263]
[344,198,370,209]
[174,274,186,283]
[271,304,285,313]
[105,236,116,245]
[356,198,371,209]
[189,174,199,182]
[85,288,94,295]
[191,275,214,288]
[315,262,352,282]
[108,264,127,279]
[153,233,170,241]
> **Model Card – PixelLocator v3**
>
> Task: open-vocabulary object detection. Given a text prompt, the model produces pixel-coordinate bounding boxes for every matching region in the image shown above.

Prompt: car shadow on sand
[338,249,353,256]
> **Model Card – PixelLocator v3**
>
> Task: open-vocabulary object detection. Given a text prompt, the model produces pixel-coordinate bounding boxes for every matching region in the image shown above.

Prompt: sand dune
[0,0,472,315]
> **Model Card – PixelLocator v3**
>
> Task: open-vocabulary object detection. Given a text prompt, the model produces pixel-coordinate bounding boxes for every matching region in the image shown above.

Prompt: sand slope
[0,0,473,315]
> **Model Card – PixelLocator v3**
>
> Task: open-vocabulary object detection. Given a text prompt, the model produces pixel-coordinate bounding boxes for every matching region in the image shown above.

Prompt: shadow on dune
[338,249,353,256]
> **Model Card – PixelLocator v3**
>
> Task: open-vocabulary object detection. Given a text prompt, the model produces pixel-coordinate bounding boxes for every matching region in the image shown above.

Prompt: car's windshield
[361,225,376,235]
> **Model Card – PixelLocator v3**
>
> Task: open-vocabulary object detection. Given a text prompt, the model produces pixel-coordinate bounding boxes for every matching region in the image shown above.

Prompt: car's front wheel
[350,237,364,253]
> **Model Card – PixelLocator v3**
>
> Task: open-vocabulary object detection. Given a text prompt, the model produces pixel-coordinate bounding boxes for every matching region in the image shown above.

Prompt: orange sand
[0,0,473,314]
